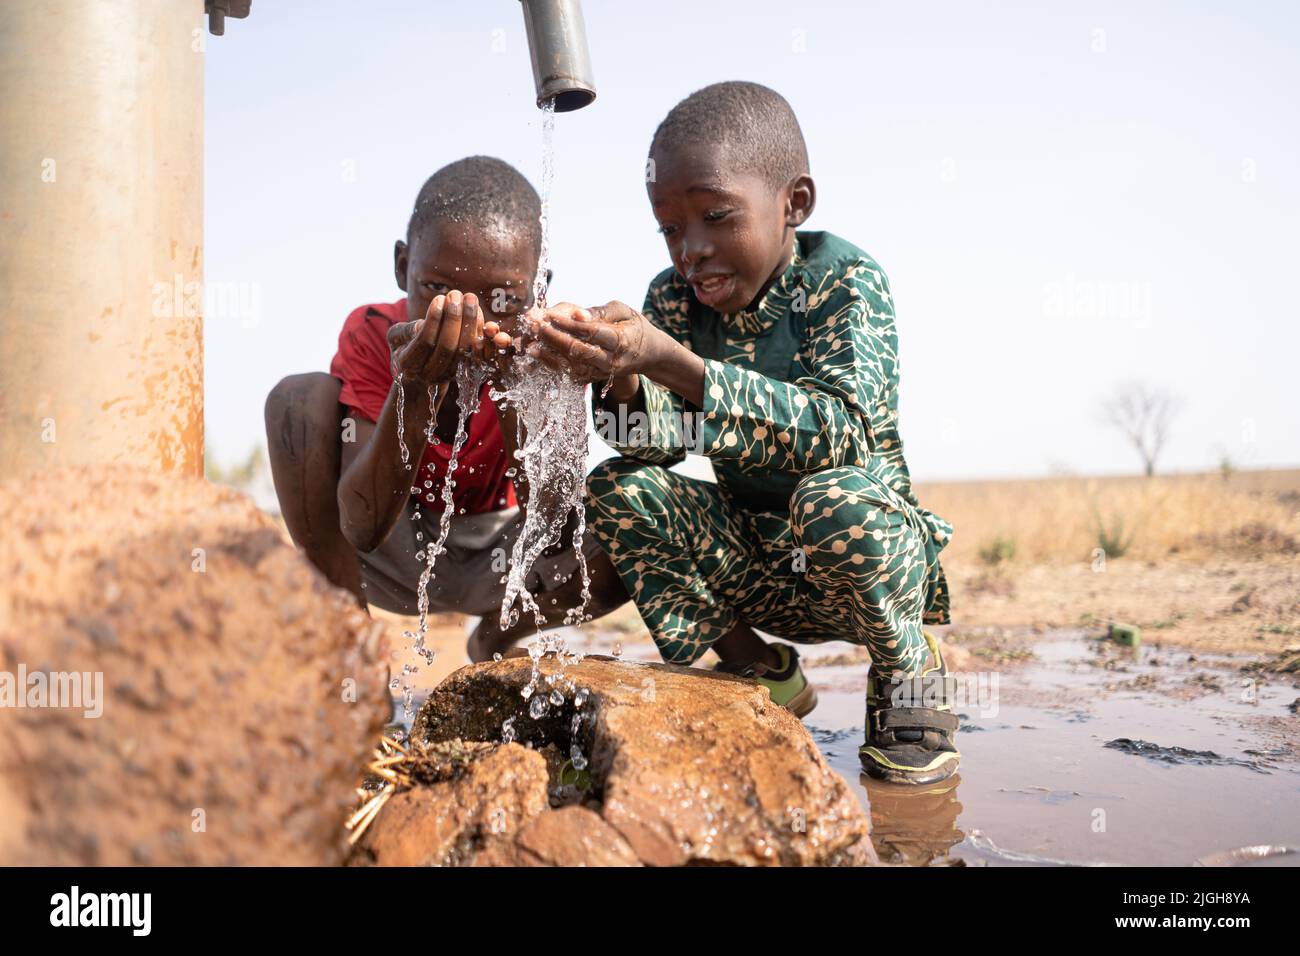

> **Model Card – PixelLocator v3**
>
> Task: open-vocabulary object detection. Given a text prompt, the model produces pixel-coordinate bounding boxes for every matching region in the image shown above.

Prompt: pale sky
[204,0,1300,482]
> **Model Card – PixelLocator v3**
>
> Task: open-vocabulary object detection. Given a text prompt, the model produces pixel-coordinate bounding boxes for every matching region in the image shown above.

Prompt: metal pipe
[0,0,205,478]
[520,0,596,112]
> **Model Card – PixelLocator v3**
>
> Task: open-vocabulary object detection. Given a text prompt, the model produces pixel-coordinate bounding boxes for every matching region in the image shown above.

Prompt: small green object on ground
[1108,622,1142,647]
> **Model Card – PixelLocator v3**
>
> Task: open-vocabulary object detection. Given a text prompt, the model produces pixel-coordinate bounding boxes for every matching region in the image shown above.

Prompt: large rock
[354,655,876,866]
[0,466,391,865]
[356,741,552,866]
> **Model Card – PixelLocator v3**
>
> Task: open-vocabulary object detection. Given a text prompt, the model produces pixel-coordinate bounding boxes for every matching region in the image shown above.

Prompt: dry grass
[917,468,1300,567]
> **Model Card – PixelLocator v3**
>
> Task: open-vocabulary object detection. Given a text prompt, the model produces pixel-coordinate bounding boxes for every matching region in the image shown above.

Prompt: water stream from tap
[393,100,593,766]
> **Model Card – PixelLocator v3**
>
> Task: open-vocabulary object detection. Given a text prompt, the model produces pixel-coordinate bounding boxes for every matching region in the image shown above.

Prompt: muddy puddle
[803,630,1300,866]
[397,626,1299,867]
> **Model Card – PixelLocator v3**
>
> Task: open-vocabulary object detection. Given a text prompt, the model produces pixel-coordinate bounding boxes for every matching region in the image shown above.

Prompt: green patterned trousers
[585,458,950,674]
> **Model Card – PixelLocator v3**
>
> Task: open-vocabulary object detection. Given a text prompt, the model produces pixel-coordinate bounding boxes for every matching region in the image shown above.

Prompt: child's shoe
[716,643,818,718]
[859,631,960,785]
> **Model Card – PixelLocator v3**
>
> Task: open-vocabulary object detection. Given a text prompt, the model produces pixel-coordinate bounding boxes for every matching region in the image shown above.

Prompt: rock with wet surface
[356,742,554,866]
[0,466,392,865]
[357,655,876,866]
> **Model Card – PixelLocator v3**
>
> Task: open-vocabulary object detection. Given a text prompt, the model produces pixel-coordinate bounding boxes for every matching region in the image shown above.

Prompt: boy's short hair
[407,156,542,251]
[649,81,810,189]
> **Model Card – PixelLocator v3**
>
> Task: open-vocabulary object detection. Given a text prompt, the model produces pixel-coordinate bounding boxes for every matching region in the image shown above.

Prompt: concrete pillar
[0,0,205,478]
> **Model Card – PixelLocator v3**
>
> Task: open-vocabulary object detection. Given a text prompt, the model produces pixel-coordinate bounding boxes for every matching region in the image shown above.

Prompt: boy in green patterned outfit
[527,81,960,784]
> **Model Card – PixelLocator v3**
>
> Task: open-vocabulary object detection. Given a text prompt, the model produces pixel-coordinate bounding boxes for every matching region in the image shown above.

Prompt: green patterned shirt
[601,231,949,548]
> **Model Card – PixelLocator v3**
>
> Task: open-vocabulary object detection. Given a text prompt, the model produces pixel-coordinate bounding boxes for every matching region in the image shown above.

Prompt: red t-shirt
[329,298,517,514]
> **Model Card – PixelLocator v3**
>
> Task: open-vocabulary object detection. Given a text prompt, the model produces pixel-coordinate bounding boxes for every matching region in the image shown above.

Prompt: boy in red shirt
[265,156,627,661]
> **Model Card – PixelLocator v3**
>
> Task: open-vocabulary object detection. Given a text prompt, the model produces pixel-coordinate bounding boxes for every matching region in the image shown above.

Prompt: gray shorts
[358,503,603,619]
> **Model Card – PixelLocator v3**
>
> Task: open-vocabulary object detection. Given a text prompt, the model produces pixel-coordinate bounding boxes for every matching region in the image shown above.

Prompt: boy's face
[394,218,538,328]
[648,143,814,314]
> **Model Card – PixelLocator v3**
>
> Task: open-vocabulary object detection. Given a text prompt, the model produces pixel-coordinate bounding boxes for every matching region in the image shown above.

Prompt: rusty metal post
[0,0,206,478]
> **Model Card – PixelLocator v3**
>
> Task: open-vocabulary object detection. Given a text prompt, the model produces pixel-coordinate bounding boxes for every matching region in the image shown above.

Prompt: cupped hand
[473,311,523,381]
[387,290,481,386]
[524,301,663,385]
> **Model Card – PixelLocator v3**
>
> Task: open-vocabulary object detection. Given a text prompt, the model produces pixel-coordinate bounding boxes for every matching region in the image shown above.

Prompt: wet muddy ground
[396,621,1300,867]
[804,631,1300,866]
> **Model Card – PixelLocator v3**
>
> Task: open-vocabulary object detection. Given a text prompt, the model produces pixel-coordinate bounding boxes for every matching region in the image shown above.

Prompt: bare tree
[1097,383,1181,477]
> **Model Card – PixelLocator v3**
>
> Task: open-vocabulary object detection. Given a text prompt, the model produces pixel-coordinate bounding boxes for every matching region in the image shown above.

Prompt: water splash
[532,99,556,311]
[397,364,489,719]
[489,364,594,775]
[490,97,593,633]
[393,363,414,471]
[489,358,592,632]
[495,98,597,769]
[388,98,595,770]
[515,633,590,758]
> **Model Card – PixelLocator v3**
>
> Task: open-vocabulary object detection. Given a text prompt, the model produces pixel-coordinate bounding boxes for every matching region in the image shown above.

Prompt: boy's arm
[535,260,887,476]
[337,291,478,552]
[337,381,442,553]
[651,259,890,474]
[591,286,690,467]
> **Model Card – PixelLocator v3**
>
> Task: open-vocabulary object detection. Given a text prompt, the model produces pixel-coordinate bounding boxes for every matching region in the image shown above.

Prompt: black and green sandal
[859,631,960,785]
[716,643,818,718]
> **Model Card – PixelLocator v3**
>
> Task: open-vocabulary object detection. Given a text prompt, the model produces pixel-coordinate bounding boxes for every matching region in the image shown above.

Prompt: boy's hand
[473,312,522,382]
[526,301,665,385]
[387,290,480,386]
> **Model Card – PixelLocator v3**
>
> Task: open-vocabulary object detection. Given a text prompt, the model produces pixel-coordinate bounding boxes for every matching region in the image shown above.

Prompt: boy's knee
[791,466,898,555]
[264,372,343,458]
[792,465,889,518]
